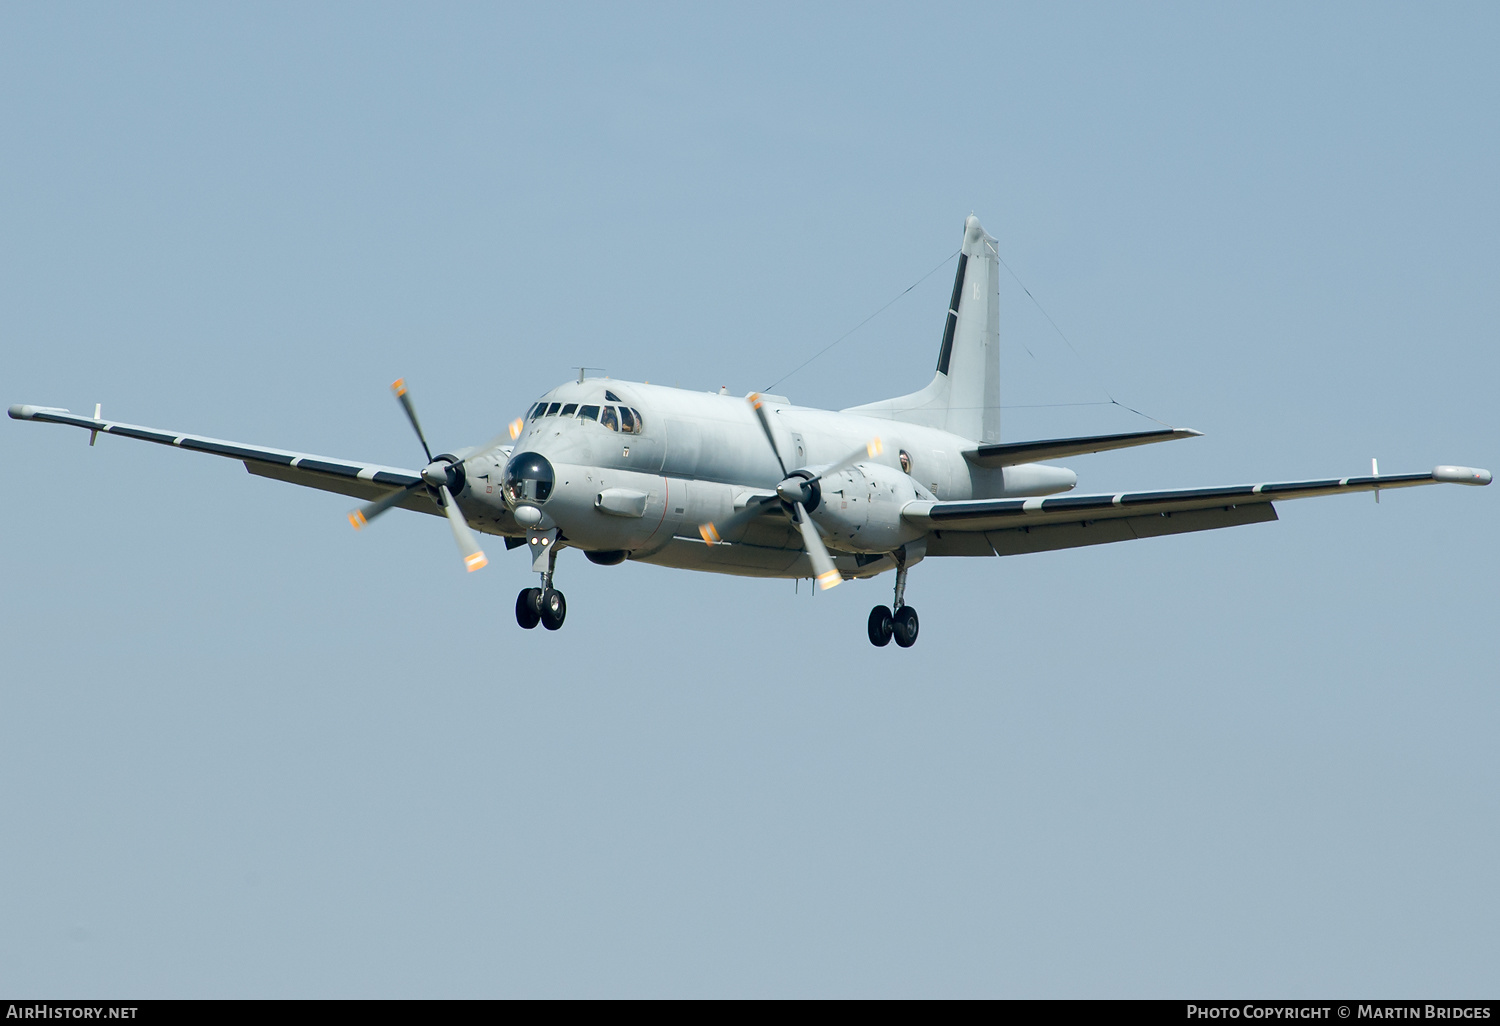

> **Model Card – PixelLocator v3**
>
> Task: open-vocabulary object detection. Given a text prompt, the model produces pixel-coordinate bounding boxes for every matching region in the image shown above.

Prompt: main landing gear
[868,551,918,648]
[516,538,567,631]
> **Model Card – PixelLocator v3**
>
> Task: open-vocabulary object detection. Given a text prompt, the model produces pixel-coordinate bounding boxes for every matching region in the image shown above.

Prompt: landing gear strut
[868,550,918,648]
[516,538,567,630]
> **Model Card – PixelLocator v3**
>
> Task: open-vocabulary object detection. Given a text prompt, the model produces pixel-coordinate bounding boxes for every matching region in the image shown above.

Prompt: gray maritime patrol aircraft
[11,216,1491,646]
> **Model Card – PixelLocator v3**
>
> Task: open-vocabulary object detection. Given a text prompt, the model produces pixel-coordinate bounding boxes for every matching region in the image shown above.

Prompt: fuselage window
[560,403,578,416]
[618,407,636,433]
[578,404,600,422]
[600,405,619,431]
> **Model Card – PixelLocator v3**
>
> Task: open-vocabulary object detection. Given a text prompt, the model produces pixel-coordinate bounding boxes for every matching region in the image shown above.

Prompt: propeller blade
[439,484,488,572]
[793,501,841,590]
[391,378,434,463]
[698,494,780,545]
[747,393,789,478]
[348,480,424,530]
[805,437,884,485]
[465,418,525,462]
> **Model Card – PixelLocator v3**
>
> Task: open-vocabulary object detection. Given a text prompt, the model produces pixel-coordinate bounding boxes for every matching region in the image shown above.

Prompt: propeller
[699,392,882,591]
[347,379,489,573]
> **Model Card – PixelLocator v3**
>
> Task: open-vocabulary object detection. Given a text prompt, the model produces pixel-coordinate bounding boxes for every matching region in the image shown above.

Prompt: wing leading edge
[905,466,1491,557]
[8,404,438,515]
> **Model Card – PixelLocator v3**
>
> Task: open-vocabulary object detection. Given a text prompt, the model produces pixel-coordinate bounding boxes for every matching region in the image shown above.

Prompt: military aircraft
[10,216,1491,647]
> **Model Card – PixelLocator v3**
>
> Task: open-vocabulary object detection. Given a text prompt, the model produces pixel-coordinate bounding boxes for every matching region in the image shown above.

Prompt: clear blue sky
[2,2,1496,997]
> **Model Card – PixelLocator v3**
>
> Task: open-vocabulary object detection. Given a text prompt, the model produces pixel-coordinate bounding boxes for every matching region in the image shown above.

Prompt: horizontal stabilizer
[962,427,1201,468]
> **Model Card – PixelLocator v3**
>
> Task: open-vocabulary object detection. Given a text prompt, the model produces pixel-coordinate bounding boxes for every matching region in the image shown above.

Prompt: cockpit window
[630,408,644,433]
[560,403,578,416]
[600,406,619,431]
[545,402,561,417]
[528,403,544,421]
[618,407,636,433]
[605,390,622,402]
[578,404,600,421]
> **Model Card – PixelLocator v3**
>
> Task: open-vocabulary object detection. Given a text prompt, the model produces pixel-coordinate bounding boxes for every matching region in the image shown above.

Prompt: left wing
[9,403,438,515]
[903,466,1491,557]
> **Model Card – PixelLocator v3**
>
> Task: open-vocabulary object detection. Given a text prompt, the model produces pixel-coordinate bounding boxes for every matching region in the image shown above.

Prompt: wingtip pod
[1433,466,1492,485]
[9,404,70,420]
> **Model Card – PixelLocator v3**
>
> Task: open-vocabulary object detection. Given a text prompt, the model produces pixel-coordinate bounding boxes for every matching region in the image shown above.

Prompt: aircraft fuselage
[458,378,1076,580]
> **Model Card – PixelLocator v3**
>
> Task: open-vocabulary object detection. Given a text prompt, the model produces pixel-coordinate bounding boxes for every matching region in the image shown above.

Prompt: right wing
[903,466,1491,557]
[9,404,439,516]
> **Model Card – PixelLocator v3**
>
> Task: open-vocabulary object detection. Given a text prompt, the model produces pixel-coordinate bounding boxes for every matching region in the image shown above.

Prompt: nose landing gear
[516,587,542,629]
[515,532,567,630]
[868,550,918,648]
[516,586,568,630]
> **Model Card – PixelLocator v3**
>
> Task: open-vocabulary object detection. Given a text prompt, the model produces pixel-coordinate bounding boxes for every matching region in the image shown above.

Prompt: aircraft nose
[502,450,556,507]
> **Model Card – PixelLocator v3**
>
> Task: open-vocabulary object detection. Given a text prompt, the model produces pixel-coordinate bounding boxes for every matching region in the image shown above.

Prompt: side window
[545,402,561,417]
[600,405,619,431]
[619,407,636,434]
[560,403,578,416]
[630,408,645,433]
[578,404,600,422]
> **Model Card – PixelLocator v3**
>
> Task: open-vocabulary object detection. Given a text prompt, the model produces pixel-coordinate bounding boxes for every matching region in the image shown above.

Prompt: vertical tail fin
[845,215,1000,441]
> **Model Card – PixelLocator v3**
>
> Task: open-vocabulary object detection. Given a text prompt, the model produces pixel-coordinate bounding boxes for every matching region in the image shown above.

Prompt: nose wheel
[516,541,568,630]
[516,587,567,630]
[868,551,918,648]
[516,587,541,629]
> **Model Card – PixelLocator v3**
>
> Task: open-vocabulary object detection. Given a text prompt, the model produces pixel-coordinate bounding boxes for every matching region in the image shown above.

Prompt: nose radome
[502,451,556,506]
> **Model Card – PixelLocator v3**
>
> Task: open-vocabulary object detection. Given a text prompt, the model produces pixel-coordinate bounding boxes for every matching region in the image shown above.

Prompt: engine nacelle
[811,462,925,554]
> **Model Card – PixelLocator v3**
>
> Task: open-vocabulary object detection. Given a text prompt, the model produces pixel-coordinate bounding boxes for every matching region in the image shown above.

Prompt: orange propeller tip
[464,551,488,572]
[699,524,721,545]
[816,570,842,590]
[748,392,763,408]
[391,378,407,396]
[508,417,524,440]
[868,438,884,457]
[348,511,366,530]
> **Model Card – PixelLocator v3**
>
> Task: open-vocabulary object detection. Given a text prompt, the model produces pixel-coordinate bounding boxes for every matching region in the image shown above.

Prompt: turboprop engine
[810,461,925,554]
